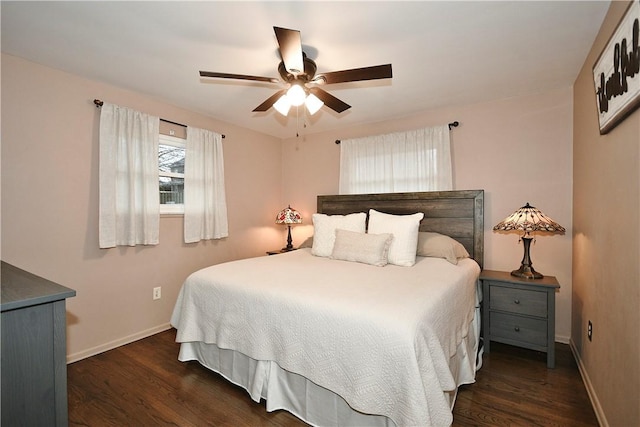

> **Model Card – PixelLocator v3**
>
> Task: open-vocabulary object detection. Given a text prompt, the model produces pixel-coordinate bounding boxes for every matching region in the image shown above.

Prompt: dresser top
[1,261,76,312]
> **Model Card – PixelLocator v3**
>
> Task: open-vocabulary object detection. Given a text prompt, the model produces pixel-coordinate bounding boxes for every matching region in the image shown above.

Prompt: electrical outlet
[587,320,593,341]
[153,287,161,300]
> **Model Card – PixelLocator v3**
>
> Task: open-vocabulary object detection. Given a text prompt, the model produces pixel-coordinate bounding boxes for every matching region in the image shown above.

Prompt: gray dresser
[480,269,560,368]
[1,261,76,426]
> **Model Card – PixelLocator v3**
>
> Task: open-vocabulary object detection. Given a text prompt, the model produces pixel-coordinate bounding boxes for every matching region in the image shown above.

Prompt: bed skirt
[177,302,482,427]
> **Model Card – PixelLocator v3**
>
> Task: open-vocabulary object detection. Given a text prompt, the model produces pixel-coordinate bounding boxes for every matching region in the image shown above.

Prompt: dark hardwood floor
[67,329,598,426]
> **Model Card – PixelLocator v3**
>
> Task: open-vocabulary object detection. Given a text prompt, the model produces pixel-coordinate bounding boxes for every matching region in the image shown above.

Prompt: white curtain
[99,103,160,248]
[338,125,452,194]
[184,126,228,243]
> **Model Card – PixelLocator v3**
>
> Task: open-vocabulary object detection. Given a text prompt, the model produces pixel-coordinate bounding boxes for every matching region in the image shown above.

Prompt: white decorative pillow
[367,209,424,266]
[311,212,367,257]
[330,229,393,266]
[416,232,470,265]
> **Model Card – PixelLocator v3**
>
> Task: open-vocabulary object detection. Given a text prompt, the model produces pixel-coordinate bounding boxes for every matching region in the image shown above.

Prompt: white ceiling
[1,1,610,139]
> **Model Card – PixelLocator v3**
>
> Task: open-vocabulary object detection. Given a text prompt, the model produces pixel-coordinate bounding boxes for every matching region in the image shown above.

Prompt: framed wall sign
[593,0,640,135]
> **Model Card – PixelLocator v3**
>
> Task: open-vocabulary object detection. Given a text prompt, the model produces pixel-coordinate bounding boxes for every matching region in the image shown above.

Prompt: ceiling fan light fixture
[305,93,324,115]
[273,94,291,116]
[287,84,306,107]
[200,27,392,118]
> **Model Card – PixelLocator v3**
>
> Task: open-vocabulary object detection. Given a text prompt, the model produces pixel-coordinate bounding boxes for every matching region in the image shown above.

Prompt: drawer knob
[514,299,520,304]
[514,326,520,332]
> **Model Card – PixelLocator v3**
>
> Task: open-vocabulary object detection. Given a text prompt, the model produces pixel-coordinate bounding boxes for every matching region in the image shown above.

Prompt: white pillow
[367,209,424,266]
[330,229,393,267]
[311,212,367,257]
[416,232,470,265]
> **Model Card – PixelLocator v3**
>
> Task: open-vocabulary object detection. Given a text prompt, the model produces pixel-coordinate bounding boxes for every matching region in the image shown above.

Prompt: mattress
[171,248,481,426]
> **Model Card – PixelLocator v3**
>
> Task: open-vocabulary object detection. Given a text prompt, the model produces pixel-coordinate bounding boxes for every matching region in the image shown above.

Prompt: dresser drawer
[490,311,547,347]
[489,284,547,317]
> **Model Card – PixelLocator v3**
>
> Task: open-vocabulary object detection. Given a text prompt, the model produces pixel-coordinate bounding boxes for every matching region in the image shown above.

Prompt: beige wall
[572,1,640,426]
[1,54,284,361]
[282,87,574,342]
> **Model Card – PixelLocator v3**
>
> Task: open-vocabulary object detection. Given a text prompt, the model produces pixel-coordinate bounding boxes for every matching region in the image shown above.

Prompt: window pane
[159,144,185,174]
[159,177,184,205]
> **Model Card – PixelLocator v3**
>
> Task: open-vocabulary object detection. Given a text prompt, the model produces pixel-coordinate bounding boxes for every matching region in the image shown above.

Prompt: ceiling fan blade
[200,71,279,83]
[273,27,304,75]
[314,64,392,85]
[309,87,351,113]
[252,89,287,112]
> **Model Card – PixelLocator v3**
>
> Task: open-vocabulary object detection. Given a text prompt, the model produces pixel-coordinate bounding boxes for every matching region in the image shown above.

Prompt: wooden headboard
[317,190,484,268]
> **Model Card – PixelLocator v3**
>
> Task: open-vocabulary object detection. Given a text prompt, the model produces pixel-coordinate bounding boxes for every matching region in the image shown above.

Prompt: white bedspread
[171,248,480,427]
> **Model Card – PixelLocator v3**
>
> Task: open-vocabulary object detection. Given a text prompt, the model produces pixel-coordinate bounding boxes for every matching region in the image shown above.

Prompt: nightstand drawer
[490,312,547,347]
[489,284,547,317]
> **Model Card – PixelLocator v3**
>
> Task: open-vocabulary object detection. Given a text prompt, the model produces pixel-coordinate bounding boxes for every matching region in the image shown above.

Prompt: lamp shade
[276,205,302,225]
[493,203,565,235]
[286,84,306,106]
[305,93,324,115]
[273,95,291,116]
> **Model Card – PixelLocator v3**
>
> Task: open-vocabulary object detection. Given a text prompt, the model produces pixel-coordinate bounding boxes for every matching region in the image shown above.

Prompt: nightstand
[266,248,297,255]
[480,269,560,368]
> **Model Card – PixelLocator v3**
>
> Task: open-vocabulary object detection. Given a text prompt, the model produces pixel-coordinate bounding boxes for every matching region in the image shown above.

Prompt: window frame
[159,134,185,215]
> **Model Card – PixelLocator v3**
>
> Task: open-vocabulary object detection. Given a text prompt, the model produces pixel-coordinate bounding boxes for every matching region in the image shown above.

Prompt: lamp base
[511,236,544,279]
[282,225,294,251]
[511,265,543,280]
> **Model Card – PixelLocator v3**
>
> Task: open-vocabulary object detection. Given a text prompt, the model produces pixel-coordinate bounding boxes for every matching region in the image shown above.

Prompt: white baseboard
[569,339,608,427]
[555,334,570,344]
[66,323,172,364]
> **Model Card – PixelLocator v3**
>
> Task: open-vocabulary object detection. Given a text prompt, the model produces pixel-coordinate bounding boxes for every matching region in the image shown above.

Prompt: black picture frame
[593,0,640,135]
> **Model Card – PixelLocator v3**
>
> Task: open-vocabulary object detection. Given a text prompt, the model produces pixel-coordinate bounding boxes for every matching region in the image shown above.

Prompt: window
[159,134,185,214]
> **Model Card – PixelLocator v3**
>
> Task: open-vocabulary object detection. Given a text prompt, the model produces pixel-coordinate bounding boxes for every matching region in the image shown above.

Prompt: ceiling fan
[199,26,393,116]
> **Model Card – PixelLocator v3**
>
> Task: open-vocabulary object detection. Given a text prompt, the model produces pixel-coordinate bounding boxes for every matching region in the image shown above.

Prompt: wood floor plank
[67,330,598,426]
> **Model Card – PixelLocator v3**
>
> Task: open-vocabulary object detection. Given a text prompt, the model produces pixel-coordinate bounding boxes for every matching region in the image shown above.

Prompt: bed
[171,190,484,427]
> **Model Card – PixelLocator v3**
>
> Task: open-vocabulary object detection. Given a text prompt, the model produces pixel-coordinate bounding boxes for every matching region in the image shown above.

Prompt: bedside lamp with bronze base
[275,205,302,251]
[493,203,565,279]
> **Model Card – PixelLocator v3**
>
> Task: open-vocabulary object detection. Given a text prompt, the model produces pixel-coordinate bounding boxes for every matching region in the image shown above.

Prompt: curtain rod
[93,99,225,138]
[334,121,459,145]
